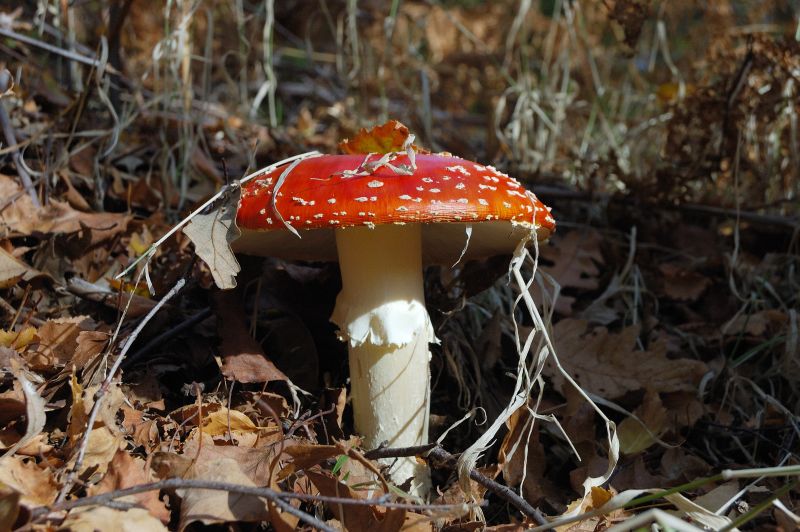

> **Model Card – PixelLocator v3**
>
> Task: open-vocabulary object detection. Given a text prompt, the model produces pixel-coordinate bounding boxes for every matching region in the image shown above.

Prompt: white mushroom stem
[332,223,433,496]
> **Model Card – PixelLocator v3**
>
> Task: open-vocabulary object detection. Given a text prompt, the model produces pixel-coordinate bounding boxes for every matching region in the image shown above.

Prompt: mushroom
[234,152,555,495]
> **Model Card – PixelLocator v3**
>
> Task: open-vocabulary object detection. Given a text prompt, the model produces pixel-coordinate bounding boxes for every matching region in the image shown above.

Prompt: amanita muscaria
[234,125,555,495]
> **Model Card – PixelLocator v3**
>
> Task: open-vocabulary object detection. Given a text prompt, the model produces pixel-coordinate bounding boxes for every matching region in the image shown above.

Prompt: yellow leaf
[589,486,613,509]
[129,231,152,255]
[200,408,258,437]
[0,327,36,349]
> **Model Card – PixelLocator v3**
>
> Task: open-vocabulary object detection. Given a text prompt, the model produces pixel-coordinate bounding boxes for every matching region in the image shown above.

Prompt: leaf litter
[1,2,799,531]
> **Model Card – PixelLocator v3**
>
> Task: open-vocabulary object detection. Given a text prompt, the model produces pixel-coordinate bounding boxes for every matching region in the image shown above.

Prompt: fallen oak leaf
[212,289,289,384]
[0,455,58,507]
[182,186,241,290]
[176,457,271,528]
[283,443,341,475]
[546,319,708,398]
[0,175,129,248]
[305,469,405,532]
[0,248,43,288]
[658,263,711,302]
[25,316,96,371]
[88,450,170,523]
[722,309,787,337]
[60,505,167,532]
[538,230,604,315]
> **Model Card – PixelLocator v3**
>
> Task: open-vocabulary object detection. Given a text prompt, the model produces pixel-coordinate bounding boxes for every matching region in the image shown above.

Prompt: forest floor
[0,1,798,531]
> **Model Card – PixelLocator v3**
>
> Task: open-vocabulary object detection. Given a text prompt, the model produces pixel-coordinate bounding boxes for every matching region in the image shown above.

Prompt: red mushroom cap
[235,153,555,263]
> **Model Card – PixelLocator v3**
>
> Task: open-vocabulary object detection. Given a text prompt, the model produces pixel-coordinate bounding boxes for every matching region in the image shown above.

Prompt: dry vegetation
[0,0,799,530]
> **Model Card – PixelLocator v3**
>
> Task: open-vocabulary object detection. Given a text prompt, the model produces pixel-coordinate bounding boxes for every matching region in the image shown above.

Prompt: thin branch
[531,183,799,230]
[0,27,120,74]
[115,151,322,279]
[40,478,334,532]
[121,307,213,369]
[427,446,550,528]
[364,443,437,460]
[55,279,186,503]
[0,69,40,208]
[33,477,478,530]
[366,444,551,528]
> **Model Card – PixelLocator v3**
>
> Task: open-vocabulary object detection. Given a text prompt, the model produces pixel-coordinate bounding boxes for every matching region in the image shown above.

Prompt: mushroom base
[332,224,433,496]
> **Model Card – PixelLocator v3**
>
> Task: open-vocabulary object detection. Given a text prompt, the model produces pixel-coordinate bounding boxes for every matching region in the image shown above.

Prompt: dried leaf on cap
[339,119,429,155]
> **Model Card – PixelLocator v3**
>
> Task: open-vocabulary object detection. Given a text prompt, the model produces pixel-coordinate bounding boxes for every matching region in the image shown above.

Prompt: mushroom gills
[332,223,434,494]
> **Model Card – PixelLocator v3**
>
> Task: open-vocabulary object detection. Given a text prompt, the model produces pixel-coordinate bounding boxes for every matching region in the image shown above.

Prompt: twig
[65,277,161,318]
[0,69,40,208]
[33,477,480,529]
[55,279,186,503]
[0,27,120,74]
[427,446,550,527]
[37,478,333,532]
[364,443,437,460]
[120,307,213,369]
[115,151,322,279]
[0,295,45,327]
[365,444,550,527]
[531,183,799,230]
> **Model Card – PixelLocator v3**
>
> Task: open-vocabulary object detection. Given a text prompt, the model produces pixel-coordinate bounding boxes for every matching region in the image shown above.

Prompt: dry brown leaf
[0,480,20,532]
[659,264,711,302]
[199,407,259,436]
[617,388,668,455]
[70,427,122,479]
[318,387,347,441]
[68,373,125,441]
[539,230,603,315]
[60,505,167,532]
[183,187,241,290]
[546,319,708,398]
[0,456,58,507]
[212,290,289,384]
[72,330,109,371]
[88,450,170,523]
[0,381,27,426]
[68,145,97,177]
[179,433,283,486]
[305,469,405,532]
[169,402,278,447]
[722,309,787,337]
[175,457,271,528]
[26,316,96,371]
[122,374,164,411]
[0,248,39,288]
[284,443,341,472]
[121,407,160,449]
[2,365,46,458]
[0,176,130,246]
[401,512,435,531]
